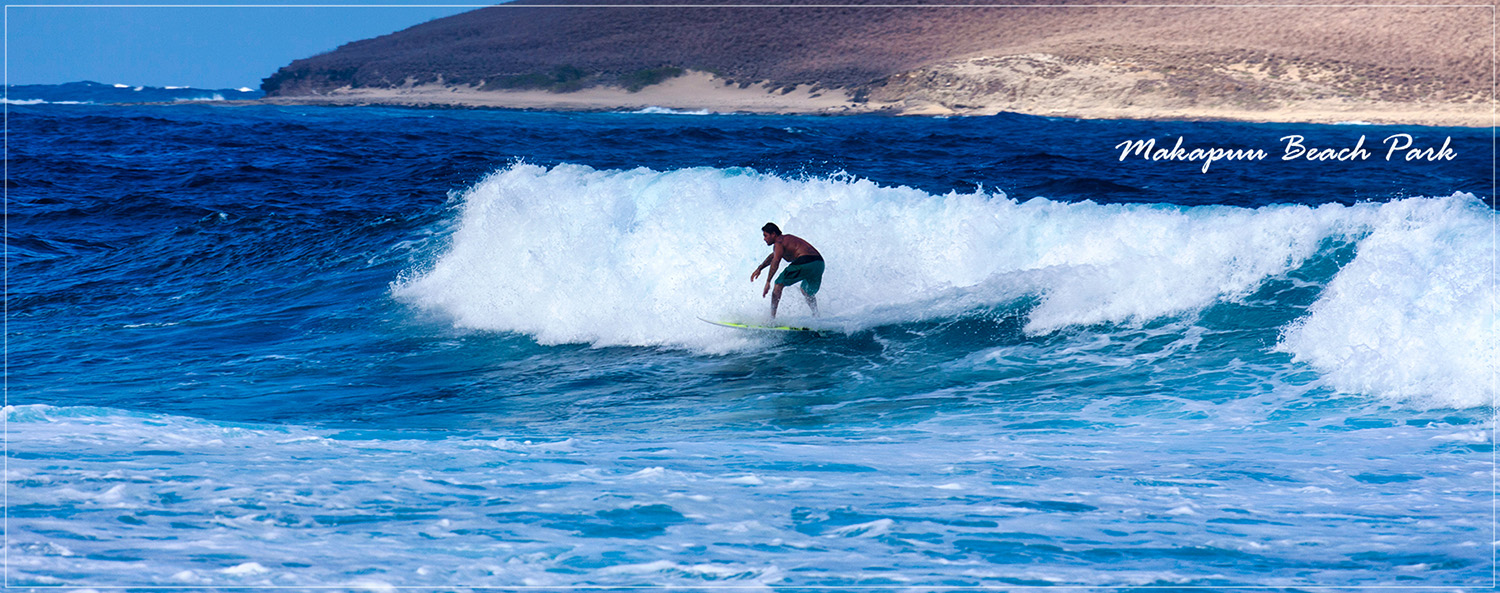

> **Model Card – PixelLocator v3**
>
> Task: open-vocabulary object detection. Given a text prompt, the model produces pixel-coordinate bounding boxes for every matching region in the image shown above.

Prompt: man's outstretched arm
[751,251,777,281]
[759,244,785,297]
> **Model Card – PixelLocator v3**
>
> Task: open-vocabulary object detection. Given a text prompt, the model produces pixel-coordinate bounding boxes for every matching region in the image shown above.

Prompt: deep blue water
[7,95,1496,588]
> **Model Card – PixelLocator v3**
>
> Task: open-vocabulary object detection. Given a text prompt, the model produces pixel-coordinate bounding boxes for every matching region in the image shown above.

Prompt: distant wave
[7,81,261,105]
[394,162,1495,408]
[2,98,88,105]
[626,106,714,116]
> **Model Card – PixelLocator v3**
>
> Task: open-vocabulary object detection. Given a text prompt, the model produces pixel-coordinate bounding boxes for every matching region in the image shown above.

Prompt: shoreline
[249,71,1492,128]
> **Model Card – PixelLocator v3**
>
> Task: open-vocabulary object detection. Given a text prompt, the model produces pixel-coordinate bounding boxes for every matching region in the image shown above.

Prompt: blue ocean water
[7,90,1496,588]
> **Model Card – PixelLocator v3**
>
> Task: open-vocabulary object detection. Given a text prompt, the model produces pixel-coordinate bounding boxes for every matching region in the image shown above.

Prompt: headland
[258,1,1493,126]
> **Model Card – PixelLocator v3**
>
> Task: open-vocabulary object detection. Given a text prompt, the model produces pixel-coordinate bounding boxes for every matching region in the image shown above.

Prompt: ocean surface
[8,86,1496,589]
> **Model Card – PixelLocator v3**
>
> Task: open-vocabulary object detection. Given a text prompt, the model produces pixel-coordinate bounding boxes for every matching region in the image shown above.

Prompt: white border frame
[3,2,1496,590]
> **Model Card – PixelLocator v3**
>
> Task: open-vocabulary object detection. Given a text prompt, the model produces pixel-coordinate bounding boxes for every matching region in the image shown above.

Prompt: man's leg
[802,285,818,316]
[771,284,785,318]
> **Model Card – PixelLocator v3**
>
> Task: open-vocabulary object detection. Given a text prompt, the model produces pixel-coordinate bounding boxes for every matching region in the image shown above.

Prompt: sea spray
[397,161,1342,343]
[395,163,1494,406]
[1277,196,1498,408]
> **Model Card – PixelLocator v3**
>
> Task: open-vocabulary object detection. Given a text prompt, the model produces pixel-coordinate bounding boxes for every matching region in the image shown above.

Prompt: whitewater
[398,163,1494,408]
[7,98,1495,588]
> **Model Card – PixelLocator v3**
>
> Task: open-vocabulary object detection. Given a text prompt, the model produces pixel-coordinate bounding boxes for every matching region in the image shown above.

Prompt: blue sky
[7,3,479,89]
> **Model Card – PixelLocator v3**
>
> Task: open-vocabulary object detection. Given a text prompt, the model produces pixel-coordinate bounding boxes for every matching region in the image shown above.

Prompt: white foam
[347,580,397,592]
[629,106,713,115]
[1278,195,1497,409]
[221,562,270,575]
[601,560,772,580]
[1431,431,1489,443]
[171,570,202,583]
[394,163,1495,406]
[2,99,90,105]
[6,403,1488,585]
[395,163,1327,343]
[829,518,895,537]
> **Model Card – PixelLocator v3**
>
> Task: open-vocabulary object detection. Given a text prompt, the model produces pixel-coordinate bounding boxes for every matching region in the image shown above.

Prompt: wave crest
[394,162,1494,406]
[1278,196,1496,408]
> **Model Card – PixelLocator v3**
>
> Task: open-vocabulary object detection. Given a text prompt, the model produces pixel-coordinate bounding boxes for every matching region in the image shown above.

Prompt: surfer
[751,222,823,318]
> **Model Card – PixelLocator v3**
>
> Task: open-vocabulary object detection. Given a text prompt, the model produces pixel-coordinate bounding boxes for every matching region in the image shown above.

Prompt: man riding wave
[751,222,824,318]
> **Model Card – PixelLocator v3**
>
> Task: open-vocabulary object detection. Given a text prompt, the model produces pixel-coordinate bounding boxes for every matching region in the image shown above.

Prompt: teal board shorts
[775,256,825,296]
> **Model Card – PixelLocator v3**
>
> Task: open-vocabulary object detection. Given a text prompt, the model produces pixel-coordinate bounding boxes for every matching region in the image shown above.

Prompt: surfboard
[699,317,820,332]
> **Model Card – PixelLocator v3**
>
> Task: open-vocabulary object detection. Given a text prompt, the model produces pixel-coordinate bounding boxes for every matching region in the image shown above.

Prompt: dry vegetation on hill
[260,0,1491,123]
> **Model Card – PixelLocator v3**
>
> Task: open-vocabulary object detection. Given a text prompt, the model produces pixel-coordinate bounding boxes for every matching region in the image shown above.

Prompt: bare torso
[775,234,822,261]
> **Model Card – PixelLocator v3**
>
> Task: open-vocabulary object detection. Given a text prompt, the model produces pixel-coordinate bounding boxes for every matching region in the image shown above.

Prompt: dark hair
[761,222,782,235]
